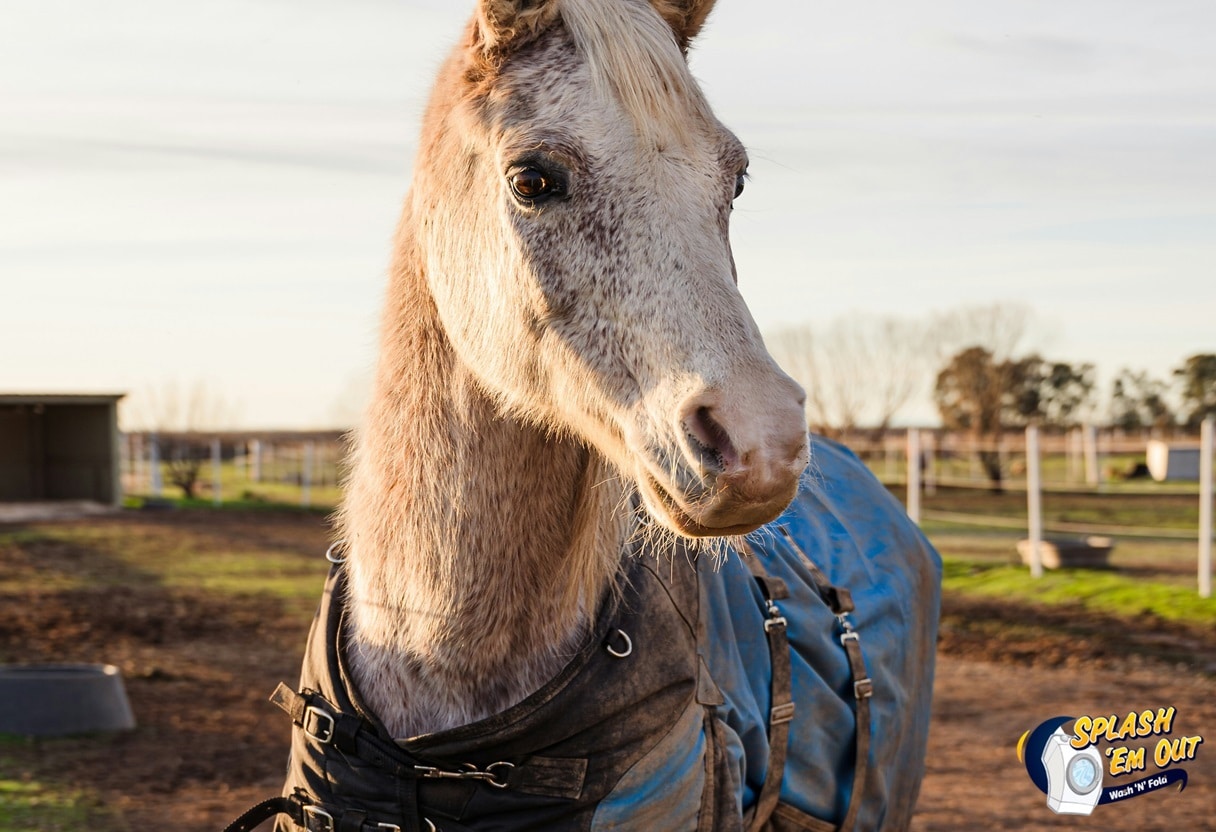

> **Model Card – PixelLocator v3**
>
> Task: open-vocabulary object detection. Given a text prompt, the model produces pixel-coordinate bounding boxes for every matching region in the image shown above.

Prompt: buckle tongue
[303,705,335,744]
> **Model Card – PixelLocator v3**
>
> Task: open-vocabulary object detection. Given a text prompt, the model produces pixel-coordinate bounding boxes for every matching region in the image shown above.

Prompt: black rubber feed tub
[0,664,136,736]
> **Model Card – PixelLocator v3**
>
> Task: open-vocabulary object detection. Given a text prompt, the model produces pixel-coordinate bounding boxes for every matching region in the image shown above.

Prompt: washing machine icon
[1041,726,1104,814]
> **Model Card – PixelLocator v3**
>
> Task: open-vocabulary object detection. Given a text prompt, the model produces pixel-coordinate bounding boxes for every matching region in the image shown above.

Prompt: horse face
[415,0,808,537]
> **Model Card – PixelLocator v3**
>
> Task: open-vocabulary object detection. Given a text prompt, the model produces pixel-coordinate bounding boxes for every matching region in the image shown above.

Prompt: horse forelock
[460,0,714,149]
[557,0,713,149]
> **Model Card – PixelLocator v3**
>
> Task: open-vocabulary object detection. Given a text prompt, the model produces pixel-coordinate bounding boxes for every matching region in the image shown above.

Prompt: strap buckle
[763,600,788,633]
[770,701,796,725]
[854,677,874,700]
[301,805,334,832]
[415,761,515,789]
[303,705,335,744]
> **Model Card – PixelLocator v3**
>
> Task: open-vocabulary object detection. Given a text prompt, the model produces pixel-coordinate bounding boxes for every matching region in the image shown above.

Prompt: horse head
[410,0,808,537]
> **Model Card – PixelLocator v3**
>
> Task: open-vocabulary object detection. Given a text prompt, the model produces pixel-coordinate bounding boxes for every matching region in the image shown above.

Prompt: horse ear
[474,0,561,56]
[650,0,718,49]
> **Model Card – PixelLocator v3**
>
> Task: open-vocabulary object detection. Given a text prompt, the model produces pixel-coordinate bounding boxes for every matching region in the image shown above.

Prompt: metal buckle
[771,701,796,725]
[840,630,860,646]
[763,600,787,633]
[301,805,335,832]
[415,761,514,789]
[854,677,874,700]
[304,705,335,744]
[376,824,402,832]
[763,614,787,633]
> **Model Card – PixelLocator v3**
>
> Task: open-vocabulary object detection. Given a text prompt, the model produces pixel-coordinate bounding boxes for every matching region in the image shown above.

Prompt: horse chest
[271,549,747,832]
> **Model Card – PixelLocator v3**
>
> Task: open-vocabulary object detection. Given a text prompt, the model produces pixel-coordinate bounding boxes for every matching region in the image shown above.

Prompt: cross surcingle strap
[740,527,874,832]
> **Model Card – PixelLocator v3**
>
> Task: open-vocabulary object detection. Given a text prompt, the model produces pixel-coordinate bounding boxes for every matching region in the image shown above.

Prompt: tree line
[768,303,1216,436]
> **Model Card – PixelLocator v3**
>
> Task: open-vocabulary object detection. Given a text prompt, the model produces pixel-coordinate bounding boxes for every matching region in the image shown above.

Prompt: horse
[224,1,941,830]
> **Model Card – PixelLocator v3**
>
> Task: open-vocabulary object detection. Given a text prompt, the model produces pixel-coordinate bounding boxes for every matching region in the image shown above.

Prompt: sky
[2,0,1213,429]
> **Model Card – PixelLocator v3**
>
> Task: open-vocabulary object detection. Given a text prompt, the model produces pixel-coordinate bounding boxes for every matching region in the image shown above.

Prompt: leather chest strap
[740,529,873,832]
[739,542,795,832]
[774,526,872,832]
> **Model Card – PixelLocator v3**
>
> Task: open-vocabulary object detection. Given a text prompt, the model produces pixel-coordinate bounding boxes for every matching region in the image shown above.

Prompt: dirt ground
[1,511,1213,831]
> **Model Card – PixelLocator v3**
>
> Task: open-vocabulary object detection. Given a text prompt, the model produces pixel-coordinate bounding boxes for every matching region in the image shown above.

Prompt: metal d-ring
[422,819,436,832]
[606,629,633,658]
[325,539,347,564]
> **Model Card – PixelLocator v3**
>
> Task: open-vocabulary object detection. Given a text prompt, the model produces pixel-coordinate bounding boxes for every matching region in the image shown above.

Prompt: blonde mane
[558,0,714,148]
[338,0,809,740]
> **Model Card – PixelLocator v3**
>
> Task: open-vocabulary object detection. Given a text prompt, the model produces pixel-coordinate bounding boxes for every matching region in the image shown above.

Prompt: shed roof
[0,393,125,406]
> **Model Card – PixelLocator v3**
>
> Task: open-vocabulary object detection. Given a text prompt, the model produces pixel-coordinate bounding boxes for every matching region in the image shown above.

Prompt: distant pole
[1067,428,1080,482]
[1200,416,1213,599]
[1026,425,1044,579]
[302,442,314,508]
[211,438,222,508]
[149,434,162,497]
[924,431,937,496]
[907,429,921,524]
[1082,423,1099,486]
[249,439,261,483]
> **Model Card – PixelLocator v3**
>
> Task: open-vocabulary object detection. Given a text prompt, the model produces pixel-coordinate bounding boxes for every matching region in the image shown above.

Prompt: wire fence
[120,431,346,509]
[120,422,1216,596]
[842,421,1214,597]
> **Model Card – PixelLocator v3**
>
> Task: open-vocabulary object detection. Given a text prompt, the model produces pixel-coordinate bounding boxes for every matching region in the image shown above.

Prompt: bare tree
[768,313,930,433]
[126,382,235,499]
[927,302,1034,365]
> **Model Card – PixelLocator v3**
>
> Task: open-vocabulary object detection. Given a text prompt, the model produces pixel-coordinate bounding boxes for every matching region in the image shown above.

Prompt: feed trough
[0,664,135,736]
[1017,536,1114,570]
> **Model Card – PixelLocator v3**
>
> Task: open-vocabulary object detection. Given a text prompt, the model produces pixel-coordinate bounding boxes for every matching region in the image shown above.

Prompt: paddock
[0,508,1211,831]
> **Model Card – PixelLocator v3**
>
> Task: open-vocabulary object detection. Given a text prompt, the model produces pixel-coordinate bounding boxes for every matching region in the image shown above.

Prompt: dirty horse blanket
[236,438,940,832]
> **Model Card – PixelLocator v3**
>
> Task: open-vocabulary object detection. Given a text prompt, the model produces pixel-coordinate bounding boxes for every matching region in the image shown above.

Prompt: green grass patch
[0,520,329,604]
[152,549,330,601]
[0,777,120,832]
[942,558,1216,625]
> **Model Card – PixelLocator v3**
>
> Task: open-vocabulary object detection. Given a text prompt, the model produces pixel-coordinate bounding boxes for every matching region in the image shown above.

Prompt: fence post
[1026,425,1043,579]
[249,439,261,483]
[149,434,162,497]
[1082,423,1099,486]
[907,429,921,524]
[1201,416,1213,599]
[302,442,314,508]
[211,438,222,507]
[924,431,937,496]
[132,433,144,493]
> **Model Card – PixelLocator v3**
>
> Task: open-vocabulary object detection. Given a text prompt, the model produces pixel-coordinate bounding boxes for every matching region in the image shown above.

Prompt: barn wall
[0,406,36,500]
[0,400,120,504]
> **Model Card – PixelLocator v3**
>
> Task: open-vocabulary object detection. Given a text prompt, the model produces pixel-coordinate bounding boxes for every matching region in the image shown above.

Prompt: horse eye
[733,172,747,200]
[509,168,553,202]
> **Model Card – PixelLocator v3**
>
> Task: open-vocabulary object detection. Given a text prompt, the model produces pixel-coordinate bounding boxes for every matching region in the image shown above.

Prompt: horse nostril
[684,405,739,475]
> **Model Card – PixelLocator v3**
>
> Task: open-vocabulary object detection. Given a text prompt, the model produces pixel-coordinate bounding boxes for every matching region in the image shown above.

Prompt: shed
[0,394,124,506]
[1145,440,1201,482]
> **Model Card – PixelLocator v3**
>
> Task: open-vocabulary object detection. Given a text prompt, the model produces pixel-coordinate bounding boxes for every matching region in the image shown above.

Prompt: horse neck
[338,230,629,737]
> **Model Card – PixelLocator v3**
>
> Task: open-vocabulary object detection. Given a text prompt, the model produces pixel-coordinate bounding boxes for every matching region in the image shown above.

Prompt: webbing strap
[750,528,875,832]
[740,543,794,832]
[838,631,871,832]
[221,792,419,832]
[221,796,299,832]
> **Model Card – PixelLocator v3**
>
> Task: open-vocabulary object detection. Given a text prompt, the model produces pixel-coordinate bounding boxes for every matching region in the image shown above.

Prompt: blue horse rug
[227,436,941,832]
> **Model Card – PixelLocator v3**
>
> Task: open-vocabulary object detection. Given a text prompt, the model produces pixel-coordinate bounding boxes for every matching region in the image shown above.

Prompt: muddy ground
[1,511,1212,831]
